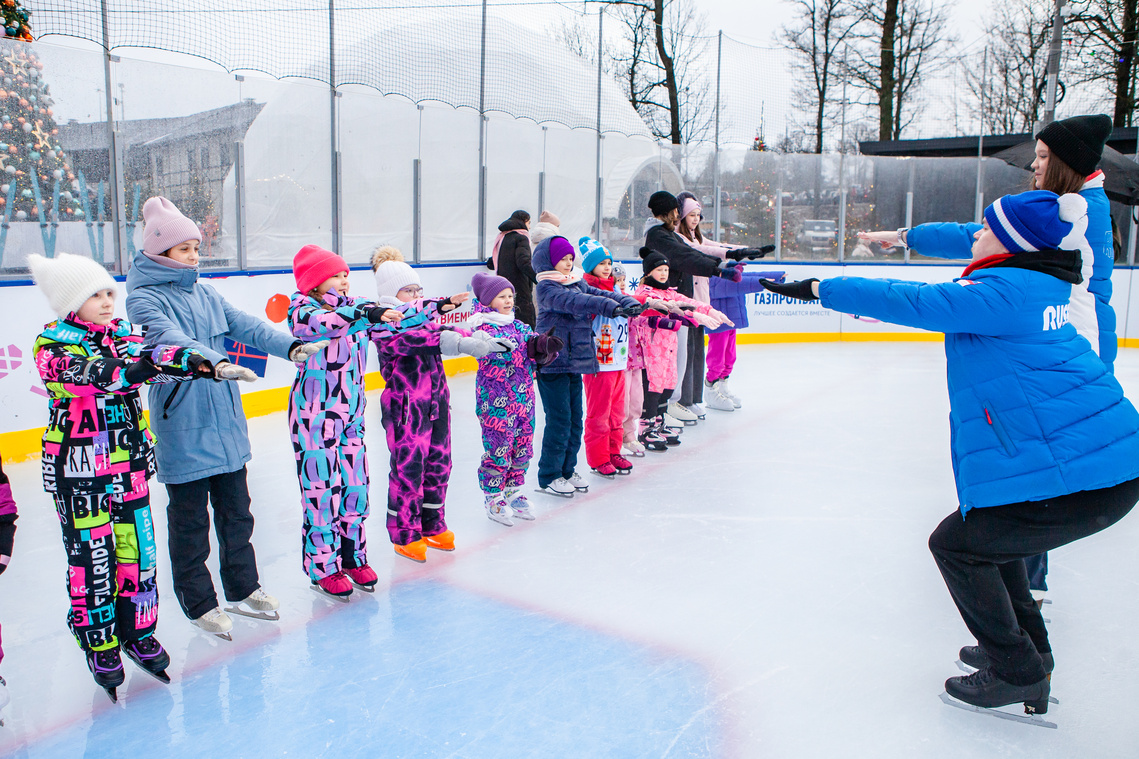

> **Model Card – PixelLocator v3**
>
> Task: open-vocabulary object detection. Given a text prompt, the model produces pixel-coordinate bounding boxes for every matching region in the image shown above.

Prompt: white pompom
[1057,192,1087,224]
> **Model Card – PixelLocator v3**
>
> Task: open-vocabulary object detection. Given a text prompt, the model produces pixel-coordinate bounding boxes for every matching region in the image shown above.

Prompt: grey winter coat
[124,253,297,484]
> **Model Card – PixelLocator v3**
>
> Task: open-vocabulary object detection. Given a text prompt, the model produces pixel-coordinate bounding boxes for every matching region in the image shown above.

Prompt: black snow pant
[679,326,705,406]
[165,466,261,620]
[928,476,1139,686]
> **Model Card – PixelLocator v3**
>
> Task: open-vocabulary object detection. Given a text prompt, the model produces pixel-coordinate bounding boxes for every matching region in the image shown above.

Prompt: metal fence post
[477,0,488,259]
[412,158,421,264]
[100,0,124,269]
[774,154,783,261]
[594,8,603,238]
[328,0,341,255]
[234,141,247,269]
[713,31,722,242]
[905,158,914,264]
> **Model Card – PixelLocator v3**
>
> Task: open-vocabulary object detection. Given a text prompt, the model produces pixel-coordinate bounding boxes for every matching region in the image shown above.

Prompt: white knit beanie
[27,253,118,317]
[373,260,421,299]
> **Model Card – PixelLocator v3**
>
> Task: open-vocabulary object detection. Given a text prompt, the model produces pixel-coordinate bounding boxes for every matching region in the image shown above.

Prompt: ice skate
[661,412,686,431]
[312,571,354,600]
[610,453,633,474]
[666,402,698,425]
[591,462,617,479]
[343,565,378,592]
[394,539,428,563]
[941,667,1054,728]
[0,674,9,727]
[485,493,515,526]
[681,402,706,420]
[423,530,455,551]
[661,420,681,446]
[505,490,535,521]
[567,472,589,491]
[958,645,1054,675]
[191,607,234,641]
[718,379,742,409]
[622,438,646,457]
[638,418,668,452]
[704,381,735,412]
[122,634,171,684]
[537,477,575,497]
[85,647,125,703]
[226,588,281,621]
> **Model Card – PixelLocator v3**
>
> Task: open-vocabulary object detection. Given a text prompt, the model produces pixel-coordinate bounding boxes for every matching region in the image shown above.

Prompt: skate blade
[953,662,1058,704]
[534,488,574,498]
[125,654,172,684]
[615,470,632,475]
[310,584,352,602]
[591,471,615,479]
[348,581,377,592]
[224,605,281,621]
[103,687,118,704]
[939,691,1056,728]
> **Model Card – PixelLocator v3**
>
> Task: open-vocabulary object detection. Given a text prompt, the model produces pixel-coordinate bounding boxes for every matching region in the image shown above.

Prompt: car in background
[797,219,837,248]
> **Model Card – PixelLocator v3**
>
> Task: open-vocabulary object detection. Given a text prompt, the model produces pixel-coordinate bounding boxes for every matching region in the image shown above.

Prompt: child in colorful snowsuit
[631,248,731,449]
[532,236,642,496]
[0,454,15,720]
[370,248,512,561]
[287,245,401,600]
[468,272,563,526]
[30,252,219,697]
[579,237,639,477]
[125,196,320,639]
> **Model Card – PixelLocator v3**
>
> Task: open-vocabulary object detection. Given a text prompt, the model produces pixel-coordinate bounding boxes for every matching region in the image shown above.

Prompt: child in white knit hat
[29,252,221,700]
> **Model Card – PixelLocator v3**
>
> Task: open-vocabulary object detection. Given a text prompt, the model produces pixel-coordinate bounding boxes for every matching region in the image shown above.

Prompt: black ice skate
[956,646,1058,704]
[122,635,171,684]
[85,647,125,703]
[0,673,9,727]
[941,666,1055,728]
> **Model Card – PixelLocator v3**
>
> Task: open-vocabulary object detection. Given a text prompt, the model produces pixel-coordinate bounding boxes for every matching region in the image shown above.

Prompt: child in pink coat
[630,248,731,449]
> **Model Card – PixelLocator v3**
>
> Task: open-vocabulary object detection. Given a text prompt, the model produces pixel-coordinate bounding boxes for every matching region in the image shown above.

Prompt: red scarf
[961,253,1015,278]
[584,272,616,292]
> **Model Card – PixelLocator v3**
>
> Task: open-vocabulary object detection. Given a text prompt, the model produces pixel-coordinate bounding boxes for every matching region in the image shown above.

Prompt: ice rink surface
[2,342,1138,758]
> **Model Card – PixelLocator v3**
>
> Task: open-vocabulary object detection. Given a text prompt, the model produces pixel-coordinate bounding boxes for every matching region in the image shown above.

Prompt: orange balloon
[265,293,290,323]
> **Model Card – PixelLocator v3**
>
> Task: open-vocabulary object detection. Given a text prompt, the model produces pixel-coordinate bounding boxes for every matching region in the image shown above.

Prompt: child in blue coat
[763,190,1139,718]
[532,236,641,496]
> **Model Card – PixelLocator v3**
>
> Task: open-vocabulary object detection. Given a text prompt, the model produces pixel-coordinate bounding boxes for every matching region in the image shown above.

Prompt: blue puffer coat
[818,250,1139,515]
[708,270,785,334]
[907,175,1116,371]
[532,237,638,375]
[125,253,298,484]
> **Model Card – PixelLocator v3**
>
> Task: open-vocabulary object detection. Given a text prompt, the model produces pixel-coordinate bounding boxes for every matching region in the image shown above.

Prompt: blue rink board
[16,579,722,759]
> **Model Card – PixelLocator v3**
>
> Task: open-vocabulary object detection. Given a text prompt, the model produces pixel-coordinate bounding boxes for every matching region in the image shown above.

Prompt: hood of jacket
[962,248,1083,284]
[498,218,527,234]
[531,237,557,274]
[125,251,200,293]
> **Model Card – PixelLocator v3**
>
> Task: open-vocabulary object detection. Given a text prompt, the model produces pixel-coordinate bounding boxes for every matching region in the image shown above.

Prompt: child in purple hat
[468,272,562,524]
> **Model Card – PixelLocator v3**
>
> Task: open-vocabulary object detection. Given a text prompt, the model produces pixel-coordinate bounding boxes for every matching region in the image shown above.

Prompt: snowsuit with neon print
[34,317,205,652]
[372,317,457,547]
[472,309,538,494]
[288,291,388,582]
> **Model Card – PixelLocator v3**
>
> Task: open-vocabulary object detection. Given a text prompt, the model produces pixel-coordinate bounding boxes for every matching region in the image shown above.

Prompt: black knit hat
[648,191,679,217]
[639,246,669,277]
[1035,114,1112,176]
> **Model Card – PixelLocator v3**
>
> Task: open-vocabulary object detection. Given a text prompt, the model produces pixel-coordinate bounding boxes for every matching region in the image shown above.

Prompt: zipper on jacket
[982,400,1018,456]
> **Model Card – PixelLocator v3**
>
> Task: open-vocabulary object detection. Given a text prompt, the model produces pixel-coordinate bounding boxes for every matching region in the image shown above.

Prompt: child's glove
[644,298,670,313]
[124,346,213,384]
[471,330,516,353]
[289,340,330,363]
[527,329,564,367]
[440,330,514,358]
[716,260,743,282]
[611,303,645,318]
[215,362,260,382]
[366,306,401,324]
[650,315,681,331]
[760,278,819,302]
[0,519,14,575]
[726,245,775,261]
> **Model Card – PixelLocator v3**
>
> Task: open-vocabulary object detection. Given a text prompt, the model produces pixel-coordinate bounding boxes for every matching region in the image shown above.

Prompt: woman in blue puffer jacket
[763,189,1139,719]
[531,236,641,497]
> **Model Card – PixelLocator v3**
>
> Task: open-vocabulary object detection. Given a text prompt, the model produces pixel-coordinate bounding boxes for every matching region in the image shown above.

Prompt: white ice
[1,342,1138,758]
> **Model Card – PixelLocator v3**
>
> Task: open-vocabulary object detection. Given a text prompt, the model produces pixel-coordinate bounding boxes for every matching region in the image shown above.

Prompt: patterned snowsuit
[34,317,202,652]
[372,320,455,546]
[630,284,718,393]
[288,291,385,581]
[473,312,538,494]
[0,455,16,664]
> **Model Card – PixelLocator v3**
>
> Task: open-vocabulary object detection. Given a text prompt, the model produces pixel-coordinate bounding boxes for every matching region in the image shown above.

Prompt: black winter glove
[526,329,565,367]
[366,306,396,324]
[760,278,819,302]
[727,245,775,261]
[0,519,15,575]
[611,303,646,318]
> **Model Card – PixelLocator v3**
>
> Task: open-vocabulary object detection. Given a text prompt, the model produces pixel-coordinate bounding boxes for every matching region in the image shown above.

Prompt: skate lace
[961,666,998,687]
[95,649,120,669]
[130,636,160,655]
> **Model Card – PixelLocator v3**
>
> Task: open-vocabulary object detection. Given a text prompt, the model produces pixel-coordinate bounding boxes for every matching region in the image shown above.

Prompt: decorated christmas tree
[0,2,85,222]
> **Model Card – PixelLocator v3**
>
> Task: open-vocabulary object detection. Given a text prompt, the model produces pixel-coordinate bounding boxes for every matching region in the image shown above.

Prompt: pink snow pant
[623,368,644,444]
[583,370,626,468]
[706,330,737,383]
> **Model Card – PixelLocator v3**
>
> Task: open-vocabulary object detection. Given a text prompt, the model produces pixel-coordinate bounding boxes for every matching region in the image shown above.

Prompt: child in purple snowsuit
[288,245,401,600]
[370,248,512,562]
[468,272,562,527]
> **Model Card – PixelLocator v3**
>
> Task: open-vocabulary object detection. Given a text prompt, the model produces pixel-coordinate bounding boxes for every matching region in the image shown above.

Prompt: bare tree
[846,0,954,140]
[781,0,861,153]
[964,0,1052,134]
[1065,0,1139,127]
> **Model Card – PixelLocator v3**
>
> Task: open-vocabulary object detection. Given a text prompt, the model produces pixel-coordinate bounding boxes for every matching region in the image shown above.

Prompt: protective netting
[28,0,649,136]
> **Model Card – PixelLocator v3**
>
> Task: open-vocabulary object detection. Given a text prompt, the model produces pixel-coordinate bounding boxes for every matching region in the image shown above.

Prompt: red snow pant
[583,370,626,469]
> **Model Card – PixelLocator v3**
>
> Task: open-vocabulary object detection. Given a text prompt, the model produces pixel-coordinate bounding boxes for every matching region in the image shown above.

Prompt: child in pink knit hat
[286,245,401,599]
